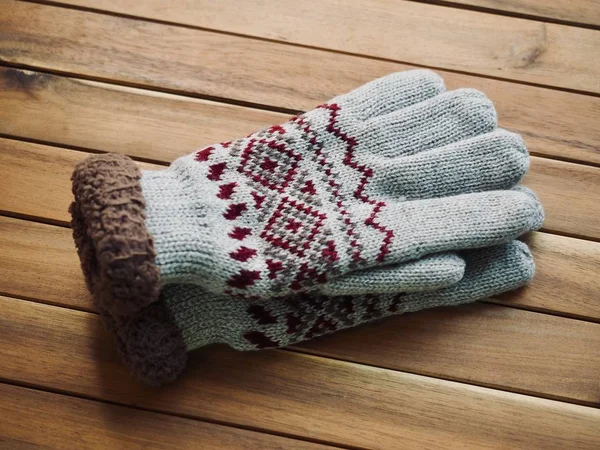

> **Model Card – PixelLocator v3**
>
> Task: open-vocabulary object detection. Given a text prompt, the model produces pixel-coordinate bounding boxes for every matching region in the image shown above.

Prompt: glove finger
[357,187,543,265]
[364,129,529,201]
[399,240,534,311]
[359,88,496,158]
[334,70,445,121]
[321,253,465,296]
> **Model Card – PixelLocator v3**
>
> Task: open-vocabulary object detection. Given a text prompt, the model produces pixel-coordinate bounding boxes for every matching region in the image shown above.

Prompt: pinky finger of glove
[400,240,534,313]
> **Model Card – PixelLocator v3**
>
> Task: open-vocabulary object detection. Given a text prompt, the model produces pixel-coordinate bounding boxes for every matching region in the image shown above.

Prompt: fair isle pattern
[139,70,543,300]
[193,103,393,297]
[241,293,405,349]
[321,104,395,263]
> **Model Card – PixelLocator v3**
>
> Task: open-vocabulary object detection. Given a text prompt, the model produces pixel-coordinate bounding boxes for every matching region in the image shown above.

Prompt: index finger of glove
[334,70,446,121]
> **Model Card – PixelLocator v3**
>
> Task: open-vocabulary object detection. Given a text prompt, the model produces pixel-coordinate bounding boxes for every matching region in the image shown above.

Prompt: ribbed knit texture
[139,70,542,299]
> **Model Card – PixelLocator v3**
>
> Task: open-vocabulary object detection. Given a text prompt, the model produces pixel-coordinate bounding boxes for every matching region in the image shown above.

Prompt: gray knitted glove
[70,70,542,318]
[106,241,535,385]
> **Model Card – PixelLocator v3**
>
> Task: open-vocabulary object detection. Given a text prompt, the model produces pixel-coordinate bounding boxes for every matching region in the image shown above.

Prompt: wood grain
[523,157,600,240]
[434,0,600,26]
[0,67,283,162]
[294,302,600,404]
[1,295,599,449]
[2,133,599,241]
[0,138,160,226]
[1,0,598,446]
[1,6,599,166]
[2,215,600,403]
[0,383,328,450]
[0,215,92,310]
[496,232,600,320]
[49,0,600,93]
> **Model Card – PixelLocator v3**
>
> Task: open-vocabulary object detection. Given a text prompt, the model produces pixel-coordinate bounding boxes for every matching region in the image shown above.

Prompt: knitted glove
[103,241,535,385]
[70,70,542,317]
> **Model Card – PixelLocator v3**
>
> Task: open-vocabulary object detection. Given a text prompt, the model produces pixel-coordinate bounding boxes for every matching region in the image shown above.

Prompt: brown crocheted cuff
[100,302,188,386]
[70,153,161,316]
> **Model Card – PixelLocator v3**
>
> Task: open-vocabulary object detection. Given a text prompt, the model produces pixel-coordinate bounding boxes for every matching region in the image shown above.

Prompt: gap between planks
[27,0,600,30]
[0,60,300,116]
[0,380,343,450]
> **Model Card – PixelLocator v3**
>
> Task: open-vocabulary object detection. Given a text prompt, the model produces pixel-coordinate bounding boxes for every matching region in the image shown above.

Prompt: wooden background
[0,0,599,448]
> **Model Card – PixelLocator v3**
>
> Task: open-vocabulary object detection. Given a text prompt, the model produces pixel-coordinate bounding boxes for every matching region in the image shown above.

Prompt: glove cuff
[139,157,244,294]
[70,153,161,316]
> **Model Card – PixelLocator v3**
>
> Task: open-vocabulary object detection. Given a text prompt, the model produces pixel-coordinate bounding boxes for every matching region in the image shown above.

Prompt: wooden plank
[434,0,600,27]
[1,296,599,449]
[0,139,160,227]
[49,0,600,93]
[0,215,92,311]
[2,132,599,241]
[294,302,600,405]
[1,69,599,170]
[1,8,599,166]
[0,383,328,450]
[2,216,600,402]
[523,157,600,240]
[496,232,600,320]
